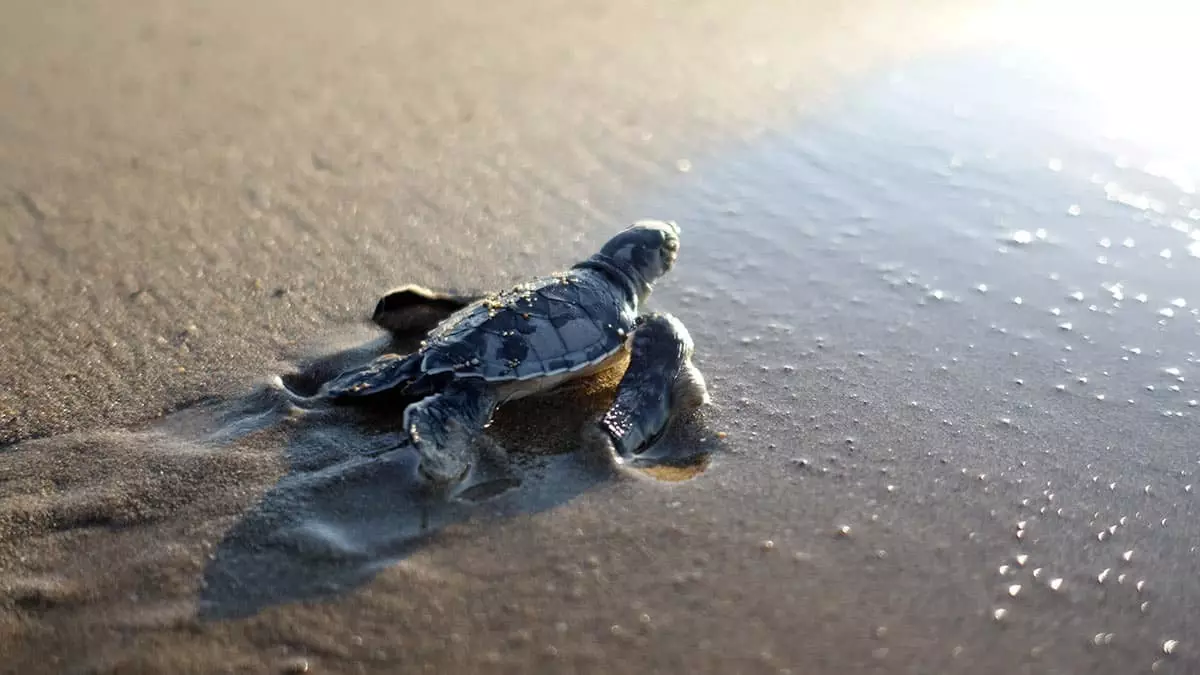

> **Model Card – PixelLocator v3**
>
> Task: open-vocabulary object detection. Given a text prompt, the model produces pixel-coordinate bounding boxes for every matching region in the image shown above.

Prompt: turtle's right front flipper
[372,284,485,336]
[597,313,710,460]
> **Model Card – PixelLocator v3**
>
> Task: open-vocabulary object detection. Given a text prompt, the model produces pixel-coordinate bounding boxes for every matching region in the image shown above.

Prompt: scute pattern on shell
[418,270,636,381]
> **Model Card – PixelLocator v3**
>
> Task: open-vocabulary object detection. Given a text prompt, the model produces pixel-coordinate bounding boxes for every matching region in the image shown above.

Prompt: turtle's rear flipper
[321,352,423,402]
[372,284,485,335]
[597,313,710,460]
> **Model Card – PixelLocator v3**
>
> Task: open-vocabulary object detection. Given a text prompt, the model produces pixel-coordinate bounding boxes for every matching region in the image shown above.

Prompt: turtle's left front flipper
[597,313,710,459]
[372,284,485,336]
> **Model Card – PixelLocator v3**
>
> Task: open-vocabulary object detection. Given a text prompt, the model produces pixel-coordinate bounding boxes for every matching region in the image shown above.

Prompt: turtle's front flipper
[598,313,710,459]
[403,377,499,491]
[372,284,484,335]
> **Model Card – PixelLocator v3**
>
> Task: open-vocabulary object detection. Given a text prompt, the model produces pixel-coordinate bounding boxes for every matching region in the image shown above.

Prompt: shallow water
[624,48,1200,671]
[4,1,1200,673]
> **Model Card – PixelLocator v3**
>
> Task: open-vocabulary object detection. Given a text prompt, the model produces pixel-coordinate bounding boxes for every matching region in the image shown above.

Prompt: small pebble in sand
[280,657,310,674]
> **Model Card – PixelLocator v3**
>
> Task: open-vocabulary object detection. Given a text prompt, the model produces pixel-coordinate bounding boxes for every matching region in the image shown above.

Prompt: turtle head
[590,220,681,305]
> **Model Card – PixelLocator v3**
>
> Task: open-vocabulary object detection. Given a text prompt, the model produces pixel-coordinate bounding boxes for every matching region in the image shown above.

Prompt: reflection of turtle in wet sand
[310,220,710,494]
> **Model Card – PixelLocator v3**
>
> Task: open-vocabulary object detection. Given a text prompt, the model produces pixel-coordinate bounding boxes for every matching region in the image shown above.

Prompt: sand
[4,0,1200,673]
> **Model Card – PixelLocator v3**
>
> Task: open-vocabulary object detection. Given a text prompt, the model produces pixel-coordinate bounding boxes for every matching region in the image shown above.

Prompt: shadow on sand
[193,318,712,620]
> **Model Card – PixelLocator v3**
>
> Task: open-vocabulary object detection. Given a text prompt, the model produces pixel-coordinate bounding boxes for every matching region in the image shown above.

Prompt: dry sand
[4,1,1200,674]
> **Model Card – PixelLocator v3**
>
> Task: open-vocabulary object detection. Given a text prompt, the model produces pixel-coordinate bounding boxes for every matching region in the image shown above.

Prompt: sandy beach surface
[4,1,1200,673]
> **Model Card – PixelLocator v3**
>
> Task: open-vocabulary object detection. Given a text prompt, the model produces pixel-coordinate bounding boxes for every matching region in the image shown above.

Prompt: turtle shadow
[195,326,715,621]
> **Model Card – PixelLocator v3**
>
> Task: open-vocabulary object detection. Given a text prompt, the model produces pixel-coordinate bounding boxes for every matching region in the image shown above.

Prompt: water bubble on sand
[1011,231,1034,245]
[1008,584,1022,597]
[1098,568,1111,584]
[975,283,989,293]
[1124,238,1137,248]
[998,564,1011,575]
[1163,367,1182,377]
[1069,291,1084,302]
[675,159,692,172]
[1049,577,1064,591]
[1136,580,1147,592]
[1058,322,1073,331]
[1068,204,1082,216]
[1122,550,1134,563]
[1159,308,1176,318]
[1093,633,1115,646]
[992,608,1009,621]
[1013,296,1023,305]
[1170,298,1187,308]
[1160,249,1173,259]
[1162,639,1179,655]
[1048,158,1063,172]
[1135,293,1149,303]
[1015,554,1029,567]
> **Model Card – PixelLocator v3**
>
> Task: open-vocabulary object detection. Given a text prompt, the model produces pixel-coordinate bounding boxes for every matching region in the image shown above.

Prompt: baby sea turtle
[318,220,710,491]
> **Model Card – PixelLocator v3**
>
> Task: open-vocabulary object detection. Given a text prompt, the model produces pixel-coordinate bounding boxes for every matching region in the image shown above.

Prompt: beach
[3,1,1199,673]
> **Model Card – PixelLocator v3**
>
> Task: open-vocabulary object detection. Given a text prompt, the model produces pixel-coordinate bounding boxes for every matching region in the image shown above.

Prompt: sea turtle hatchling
[315,220,710,492]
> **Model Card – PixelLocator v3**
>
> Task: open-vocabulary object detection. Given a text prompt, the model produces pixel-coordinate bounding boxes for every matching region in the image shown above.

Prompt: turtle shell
[417,269,636,382]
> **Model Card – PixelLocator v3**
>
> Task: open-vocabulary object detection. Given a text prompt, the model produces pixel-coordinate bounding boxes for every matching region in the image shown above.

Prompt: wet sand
[4,1,1200,673]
